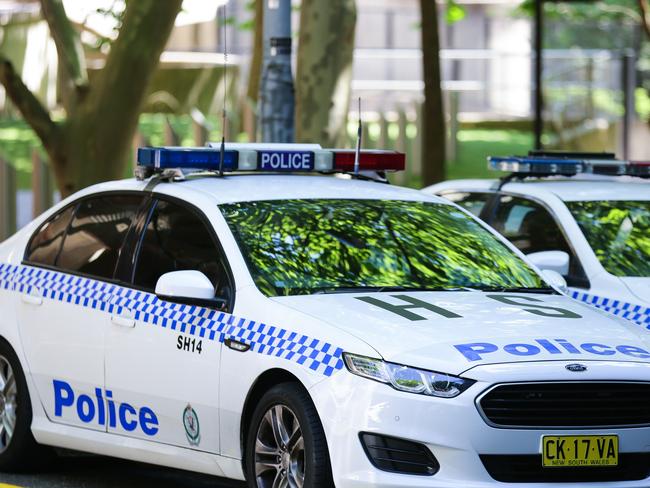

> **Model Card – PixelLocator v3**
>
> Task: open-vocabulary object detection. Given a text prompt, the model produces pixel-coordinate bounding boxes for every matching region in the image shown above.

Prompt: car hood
[272,291,650,376]
[620,277,650,305]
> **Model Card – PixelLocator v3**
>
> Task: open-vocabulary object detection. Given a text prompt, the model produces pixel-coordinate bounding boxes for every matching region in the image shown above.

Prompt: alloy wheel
[254,404,305,488]
[0,355,17,453]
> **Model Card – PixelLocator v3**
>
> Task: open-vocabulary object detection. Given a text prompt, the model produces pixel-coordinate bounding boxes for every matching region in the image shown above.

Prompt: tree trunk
[247,0,264,103]
[420,0,446,185]
[0,0,183,198]
[295,0,357,146]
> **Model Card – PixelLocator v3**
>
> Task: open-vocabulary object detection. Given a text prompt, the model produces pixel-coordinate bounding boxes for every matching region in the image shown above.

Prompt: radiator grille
[479,382,650,428]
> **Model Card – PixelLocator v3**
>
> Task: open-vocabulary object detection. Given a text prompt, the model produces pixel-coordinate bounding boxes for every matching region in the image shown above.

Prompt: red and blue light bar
[488,152,649,179]
[137,144,405,174]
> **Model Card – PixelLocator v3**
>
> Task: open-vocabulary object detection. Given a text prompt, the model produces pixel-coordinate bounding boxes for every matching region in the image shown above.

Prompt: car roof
[425,176,650,202]
[86,174,449,205]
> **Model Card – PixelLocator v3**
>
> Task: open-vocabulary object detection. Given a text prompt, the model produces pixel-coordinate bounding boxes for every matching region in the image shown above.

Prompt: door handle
[111,315,135,328]
[21,292,43,307]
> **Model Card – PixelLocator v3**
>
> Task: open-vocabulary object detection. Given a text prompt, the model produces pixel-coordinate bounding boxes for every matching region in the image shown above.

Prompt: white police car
[424,153,650,332]
[1,144,650,487]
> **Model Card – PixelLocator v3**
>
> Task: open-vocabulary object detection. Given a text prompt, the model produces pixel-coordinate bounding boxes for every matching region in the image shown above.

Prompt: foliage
[446,0,466,23]
[221,199,543,297]
[0,0,183,197]
[516,0,642,49]
[567,200,650,277]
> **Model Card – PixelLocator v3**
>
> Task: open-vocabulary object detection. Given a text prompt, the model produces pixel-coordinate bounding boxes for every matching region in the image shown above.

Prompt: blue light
[489,156,583,175]
[137,147,239,171]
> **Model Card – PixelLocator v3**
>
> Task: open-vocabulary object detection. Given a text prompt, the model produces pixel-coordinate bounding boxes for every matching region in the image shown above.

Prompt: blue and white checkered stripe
[0,264,345,377]
[570,289,650,330]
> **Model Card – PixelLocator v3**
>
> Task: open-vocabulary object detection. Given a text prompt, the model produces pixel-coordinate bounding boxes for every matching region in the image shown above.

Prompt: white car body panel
[0,174,649,486]
[275,292,650,375]
[424,177,650,329]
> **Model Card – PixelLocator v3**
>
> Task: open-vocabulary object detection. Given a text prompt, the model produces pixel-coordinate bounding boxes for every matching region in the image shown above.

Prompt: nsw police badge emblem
[183,404,201,446]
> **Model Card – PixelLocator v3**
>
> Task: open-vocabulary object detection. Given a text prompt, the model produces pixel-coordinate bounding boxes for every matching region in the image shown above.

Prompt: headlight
[343,353,475,398]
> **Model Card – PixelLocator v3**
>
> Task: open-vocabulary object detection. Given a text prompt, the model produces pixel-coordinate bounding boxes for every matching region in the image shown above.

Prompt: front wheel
[245,383,334,488]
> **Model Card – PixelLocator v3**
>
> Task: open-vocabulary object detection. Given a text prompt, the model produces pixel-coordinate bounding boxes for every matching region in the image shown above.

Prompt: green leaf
[238,19,255,31]
[446,0,466,24]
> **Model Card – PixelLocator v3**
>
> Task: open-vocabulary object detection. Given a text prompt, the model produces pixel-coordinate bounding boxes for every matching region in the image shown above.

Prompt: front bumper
[309,360,650,487]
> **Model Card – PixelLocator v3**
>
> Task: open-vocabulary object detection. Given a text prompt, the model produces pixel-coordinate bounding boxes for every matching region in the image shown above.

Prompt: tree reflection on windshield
[221,199,544,297]
[567,200,650,277]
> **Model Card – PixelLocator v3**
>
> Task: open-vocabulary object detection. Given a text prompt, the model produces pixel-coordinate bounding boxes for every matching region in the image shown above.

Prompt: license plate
[542,435,618,467]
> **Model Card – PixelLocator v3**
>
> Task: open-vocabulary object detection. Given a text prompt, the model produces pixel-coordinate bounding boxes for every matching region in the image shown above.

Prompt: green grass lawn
[447,129,533,180]
[0,117,532,189]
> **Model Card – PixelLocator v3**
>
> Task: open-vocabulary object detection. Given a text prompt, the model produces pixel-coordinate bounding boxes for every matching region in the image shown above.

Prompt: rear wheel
[0,340,49,472]
[245,383,334,488]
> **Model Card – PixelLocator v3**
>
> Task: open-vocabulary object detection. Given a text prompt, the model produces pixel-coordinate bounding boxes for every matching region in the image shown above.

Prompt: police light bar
[137,145,405,175]
[488,152,649,179]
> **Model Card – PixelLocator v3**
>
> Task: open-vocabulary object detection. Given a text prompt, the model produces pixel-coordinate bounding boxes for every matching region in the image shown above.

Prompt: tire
[245,382,334,488]
[0,339,50,472]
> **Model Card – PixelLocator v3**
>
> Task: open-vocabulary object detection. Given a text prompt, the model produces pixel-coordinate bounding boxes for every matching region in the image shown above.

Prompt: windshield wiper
[461,286,557,294]
[312,286,472,295]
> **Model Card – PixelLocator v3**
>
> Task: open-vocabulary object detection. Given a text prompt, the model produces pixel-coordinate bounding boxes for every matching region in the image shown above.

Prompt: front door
[104,198,233,452]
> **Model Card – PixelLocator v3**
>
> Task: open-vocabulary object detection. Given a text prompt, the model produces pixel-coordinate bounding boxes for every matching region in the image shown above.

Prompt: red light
[332,150,406,172]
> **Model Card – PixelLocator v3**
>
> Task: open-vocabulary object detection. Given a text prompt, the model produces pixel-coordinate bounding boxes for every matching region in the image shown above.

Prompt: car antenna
[353,97,362,175]
[218,1,229,177]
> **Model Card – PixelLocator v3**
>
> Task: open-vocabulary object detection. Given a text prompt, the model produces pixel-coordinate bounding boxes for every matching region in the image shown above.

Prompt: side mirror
[155,270,226,309]
[541,269,568,294]
[527,250,570,276]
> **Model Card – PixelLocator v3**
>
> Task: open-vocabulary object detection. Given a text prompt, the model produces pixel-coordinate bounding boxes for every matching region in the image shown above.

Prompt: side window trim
[478,192,499,222]
[130,194,236,312]
[487,191,590,289]
[114,195,155,284]
[53,202,80,268]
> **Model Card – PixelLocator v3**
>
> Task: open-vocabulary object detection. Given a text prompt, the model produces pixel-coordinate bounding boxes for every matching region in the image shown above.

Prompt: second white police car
[0,144,650,487]
[423,152,650,331]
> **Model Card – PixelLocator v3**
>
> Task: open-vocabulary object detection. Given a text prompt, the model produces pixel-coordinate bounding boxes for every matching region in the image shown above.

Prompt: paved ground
[0,453,246,488]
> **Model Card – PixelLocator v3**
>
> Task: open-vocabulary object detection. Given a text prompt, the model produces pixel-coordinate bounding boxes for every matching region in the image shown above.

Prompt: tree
[0,0,183,197]
[641,0,650,36]
[246,0,264,105]
[420,0,446,185]
[295,0,357,146]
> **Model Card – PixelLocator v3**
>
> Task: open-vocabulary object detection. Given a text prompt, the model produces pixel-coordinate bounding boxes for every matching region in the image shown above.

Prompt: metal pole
[621,51,635,160]
[259,0,294,143]
[533,0,544,150]
[0,159,17,240]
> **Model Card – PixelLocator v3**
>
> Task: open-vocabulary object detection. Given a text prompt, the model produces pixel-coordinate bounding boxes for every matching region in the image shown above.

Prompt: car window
[566,200,650,277]
[56,195,144,280]
[133,200,231,298]
[441,192,492,217]
[25,205,76,267]
[492,195,588,287]
[220,199,546,297]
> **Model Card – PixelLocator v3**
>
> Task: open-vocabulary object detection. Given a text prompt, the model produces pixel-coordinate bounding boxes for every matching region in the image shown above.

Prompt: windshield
[220,199,545,297]
[567,200,650,277]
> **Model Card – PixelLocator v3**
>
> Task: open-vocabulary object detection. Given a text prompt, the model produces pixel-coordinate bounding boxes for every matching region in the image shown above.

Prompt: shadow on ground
[0,453,246,488]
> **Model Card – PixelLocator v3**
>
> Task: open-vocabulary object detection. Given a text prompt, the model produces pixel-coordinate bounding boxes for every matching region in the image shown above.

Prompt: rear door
[16,193,145,431]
